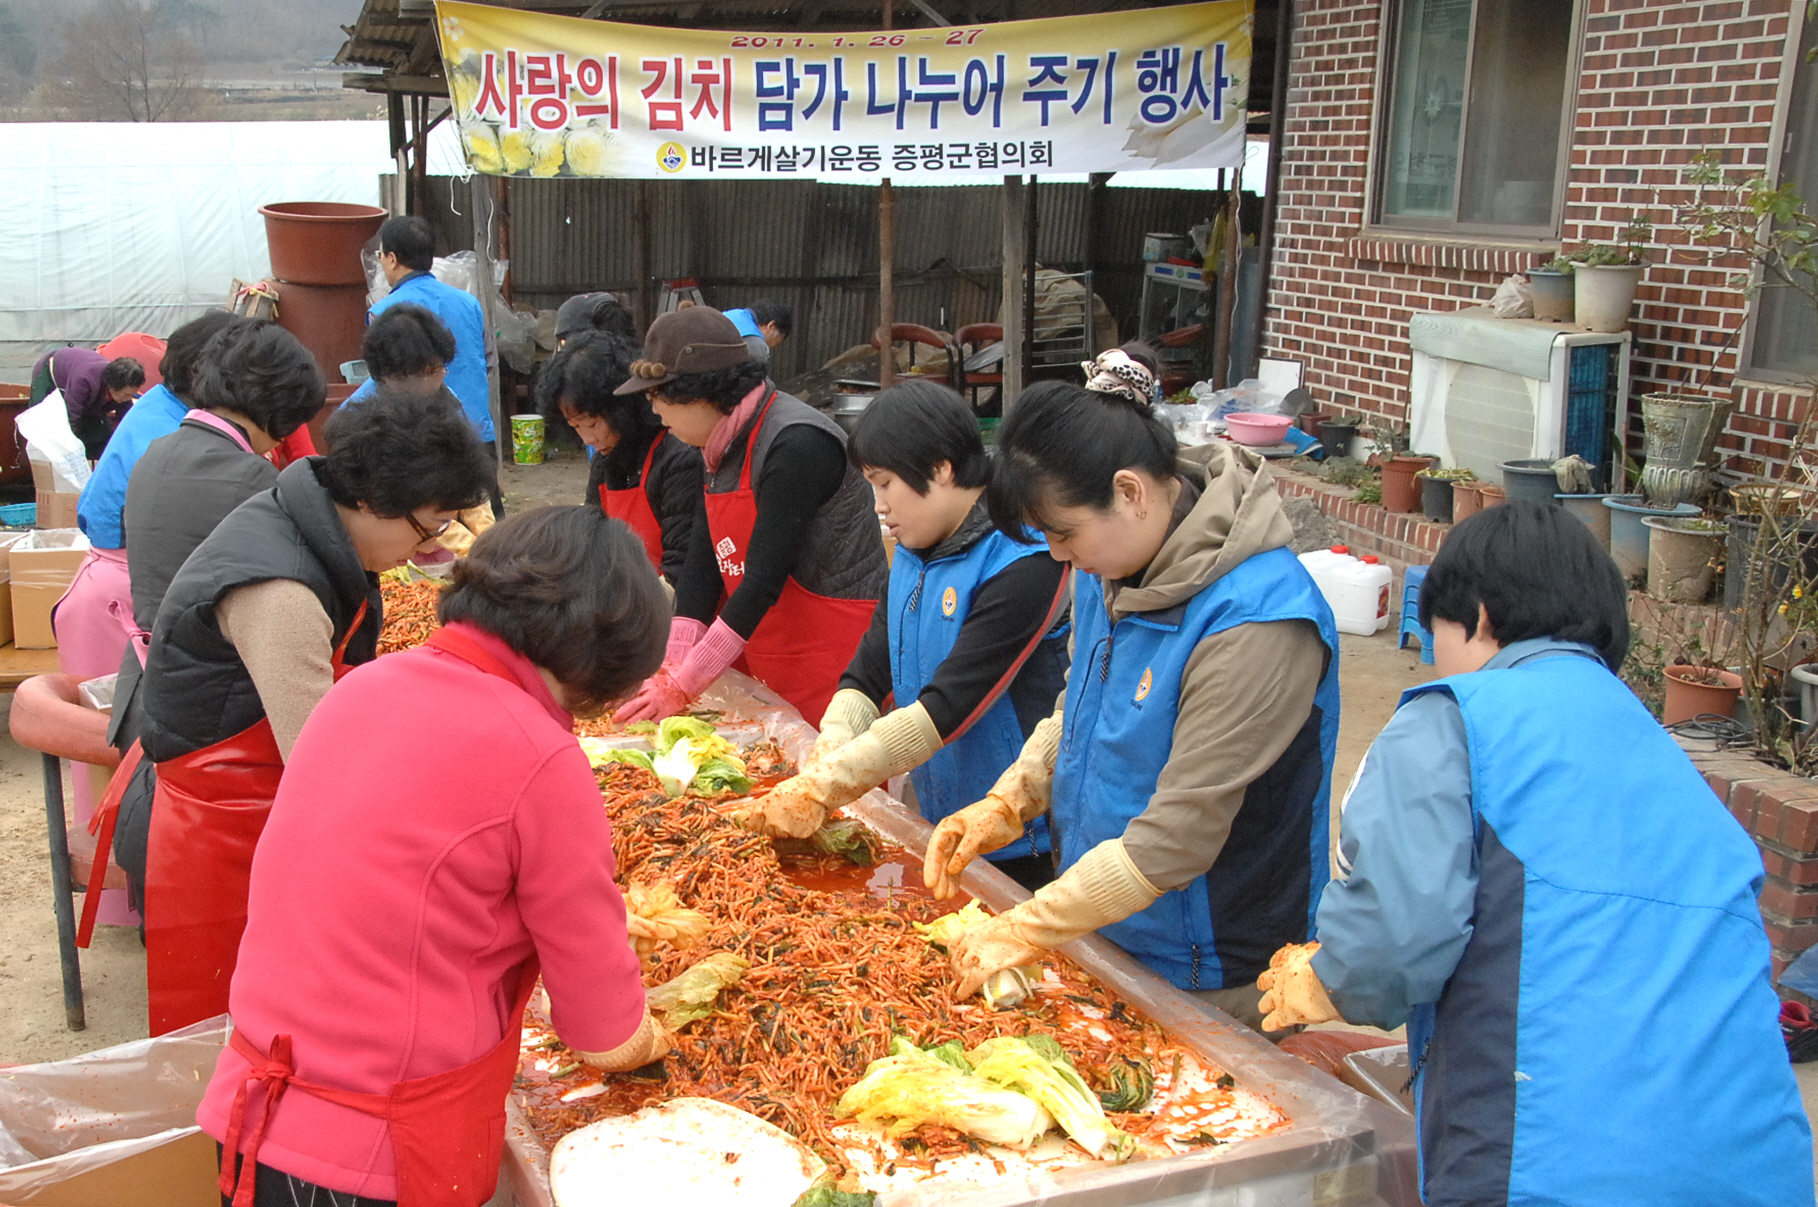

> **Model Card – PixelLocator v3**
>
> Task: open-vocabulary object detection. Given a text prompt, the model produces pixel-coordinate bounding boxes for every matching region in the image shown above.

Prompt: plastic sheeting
[0,121,459,345]
[504,671,1420,1207]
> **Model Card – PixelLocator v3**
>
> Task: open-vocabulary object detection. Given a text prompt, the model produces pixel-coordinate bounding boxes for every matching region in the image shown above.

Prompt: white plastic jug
[1298,546,1394,636]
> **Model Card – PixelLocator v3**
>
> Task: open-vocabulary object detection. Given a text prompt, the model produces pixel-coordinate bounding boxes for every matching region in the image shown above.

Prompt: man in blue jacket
[1259,501,1813,1207]
[369,216,495,446]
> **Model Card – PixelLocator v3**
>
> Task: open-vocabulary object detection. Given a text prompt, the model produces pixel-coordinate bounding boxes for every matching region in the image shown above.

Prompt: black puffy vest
[707,390,886,602]
[139,458,381,761]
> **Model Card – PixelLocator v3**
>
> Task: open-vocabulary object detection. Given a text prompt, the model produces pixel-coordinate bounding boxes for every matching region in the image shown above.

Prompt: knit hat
[614,308,752,394]
[555,292,620,341]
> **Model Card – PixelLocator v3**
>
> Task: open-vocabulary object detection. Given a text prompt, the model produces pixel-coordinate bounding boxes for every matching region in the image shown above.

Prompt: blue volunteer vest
[888,529,1057,859]
[1402,651,1812,1207]
[371,273,495,442]
[1051,545,1339,990]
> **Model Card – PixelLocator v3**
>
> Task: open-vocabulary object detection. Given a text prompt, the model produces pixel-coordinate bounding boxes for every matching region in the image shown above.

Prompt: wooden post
[1001,174,1026,411]
[879,180,896,388]
[468,173,505,470]
[1253,0,1295,377]
[634,181,655,333]
[1212,187,1240,389]
[877,0,896,388]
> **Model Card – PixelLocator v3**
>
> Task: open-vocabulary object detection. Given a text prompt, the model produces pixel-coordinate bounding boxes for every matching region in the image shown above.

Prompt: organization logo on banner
[657,142,686,172]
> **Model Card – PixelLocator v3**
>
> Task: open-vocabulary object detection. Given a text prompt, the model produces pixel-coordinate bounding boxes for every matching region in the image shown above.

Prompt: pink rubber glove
[667,616,707,665]
[614,620,746,723]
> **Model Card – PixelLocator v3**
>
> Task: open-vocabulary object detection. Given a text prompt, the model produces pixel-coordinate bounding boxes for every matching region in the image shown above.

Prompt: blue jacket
[1315,640,1812,1207]
[370,273,494,442]
[1052,544,1339,991]
[78,383,189,548]
[889,526,1059,859]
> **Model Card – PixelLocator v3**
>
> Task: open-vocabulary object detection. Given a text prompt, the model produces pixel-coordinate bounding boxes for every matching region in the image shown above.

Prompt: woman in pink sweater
[202,506,671,1207]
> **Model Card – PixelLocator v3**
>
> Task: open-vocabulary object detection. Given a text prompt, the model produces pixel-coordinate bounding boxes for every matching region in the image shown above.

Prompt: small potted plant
[1569,217,1652,333]
[1529,256,1575,322]
[1417,466,1477,523]
[1318,412,1360,460]
[1380,440,1435,514]
[1661,634,1742,726]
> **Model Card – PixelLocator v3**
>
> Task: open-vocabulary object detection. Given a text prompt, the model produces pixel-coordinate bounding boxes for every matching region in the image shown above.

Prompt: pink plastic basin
[1224,412,1293,446]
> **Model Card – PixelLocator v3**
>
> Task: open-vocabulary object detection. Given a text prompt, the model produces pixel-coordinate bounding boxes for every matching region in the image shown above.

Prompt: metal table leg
[41,752,86,1031]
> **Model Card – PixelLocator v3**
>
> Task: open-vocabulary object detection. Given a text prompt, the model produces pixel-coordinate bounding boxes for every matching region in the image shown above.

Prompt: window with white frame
[1748,18,1818,381]
[1374,0,1578,235]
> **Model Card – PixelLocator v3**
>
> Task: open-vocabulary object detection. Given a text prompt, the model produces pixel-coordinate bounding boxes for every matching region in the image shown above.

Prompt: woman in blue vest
[926,354,1341,1028]
[1258,501,1812,1206]
[741,381,1070,892]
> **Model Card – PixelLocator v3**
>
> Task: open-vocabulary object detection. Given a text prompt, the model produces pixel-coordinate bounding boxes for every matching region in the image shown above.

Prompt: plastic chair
[8,674,126,1031]
[1398,566,1435,665]
[954,323,1004,409]
[870,323,959,387]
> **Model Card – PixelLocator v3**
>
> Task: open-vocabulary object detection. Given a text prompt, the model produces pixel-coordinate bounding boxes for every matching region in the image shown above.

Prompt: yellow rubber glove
[809,688,880,765]
[923,713,1060,900]
[741,703,940,838]
[1256,942,1341,1032]
[570,1009,673,1071]
[950,839,1160,999]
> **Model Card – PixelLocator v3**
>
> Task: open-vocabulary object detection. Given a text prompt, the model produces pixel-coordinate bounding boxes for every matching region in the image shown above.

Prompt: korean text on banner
[435,0,1252,181]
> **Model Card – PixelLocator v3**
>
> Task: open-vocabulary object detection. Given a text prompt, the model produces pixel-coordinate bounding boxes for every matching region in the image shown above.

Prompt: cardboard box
[10,529,89,648]
[0,532,24,646]
[34,489,79,532]
[0,1127,219,1206]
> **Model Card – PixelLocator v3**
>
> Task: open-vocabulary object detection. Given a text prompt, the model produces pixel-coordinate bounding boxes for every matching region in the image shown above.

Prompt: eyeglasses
[404,511,454,544]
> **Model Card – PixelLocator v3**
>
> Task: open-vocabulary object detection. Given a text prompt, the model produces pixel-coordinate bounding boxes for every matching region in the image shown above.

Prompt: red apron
[141,601,368,1037]
[600,435,665,571]
[217,625,542,1207]
[703,391,876,722]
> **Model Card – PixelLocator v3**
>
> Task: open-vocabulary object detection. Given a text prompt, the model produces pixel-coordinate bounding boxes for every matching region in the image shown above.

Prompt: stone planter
[1574,263,1645,333]
[1642,516,1724,604]
[1662,665,1743,726]
[1639,394,1733,507]
[1554,493,1613,546]
[1793,664,1818,728]
[1529,269,1575,322]
[1603,495,1701,582]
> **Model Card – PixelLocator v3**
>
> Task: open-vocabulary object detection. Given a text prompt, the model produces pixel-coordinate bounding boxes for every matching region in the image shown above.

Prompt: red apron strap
[734,389,779,493]
[219,1030,298,1207]
[331,600,369,673]
[75,739,144,949]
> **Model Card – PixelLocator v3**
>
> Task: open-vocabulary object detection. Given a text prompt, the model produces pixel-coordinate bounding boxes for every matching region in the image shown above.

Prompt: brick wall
[1263,0,1813,473]
[1696,751,1818,980]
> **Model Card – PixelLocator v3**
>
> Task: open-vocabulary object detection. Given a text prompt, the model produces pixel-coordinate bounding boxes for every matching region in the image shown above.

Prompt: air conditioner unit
[1408,308,1631,490]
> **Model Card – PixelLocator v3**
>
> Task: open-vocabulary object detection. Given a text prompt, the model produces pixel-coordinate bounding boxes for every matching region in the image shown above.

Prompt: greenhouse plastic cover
[0,120,463,345]
[508,671,1420,1207]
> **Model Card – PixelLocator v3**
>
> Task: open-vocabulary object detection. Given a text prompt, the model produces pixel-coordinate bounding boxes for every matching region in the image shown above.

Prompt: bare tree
[52,0,203,121]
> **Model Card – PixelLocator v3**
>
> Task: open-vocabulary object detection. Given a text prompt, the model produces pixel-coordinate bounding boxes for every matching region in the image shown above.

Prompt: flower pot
[1642,516,1723,603]
[1452,479,1483,521]
[1318,422,1358,460]
[1640,394,1732,467]
[1573,263,1644,333]
[1477,484,1507,507]
[1500,458,1561,505]
[1792,664,1818,728]
[259,201,388,286]
[1723,513,1818,612]
[1529,269,1575,322]
[1297,411,1331,437]
[1419,475,1455,523]
[1554,493,1612,546]
[1603,495,1701,582]
[1661,665,1743,726]
[1381,455,1435,514]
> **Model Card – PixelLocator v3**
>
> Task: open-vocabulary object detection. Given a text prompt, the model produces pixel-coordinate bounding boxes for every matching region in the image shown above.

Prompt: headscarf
[1081,348,1156,408]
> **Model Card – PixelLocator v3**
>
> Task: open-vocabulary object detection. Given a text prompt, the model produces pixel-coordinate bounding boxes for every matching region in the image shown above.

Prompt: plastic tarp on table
[0,120,462,345]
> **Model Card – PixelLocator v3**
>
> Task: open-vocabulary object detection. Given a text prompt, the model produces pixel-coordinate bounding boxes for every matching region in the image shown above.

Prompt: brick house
[1260,0,1814,474]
